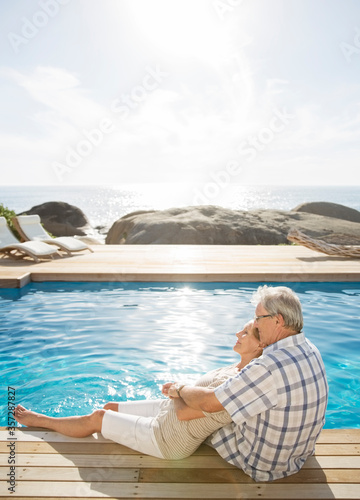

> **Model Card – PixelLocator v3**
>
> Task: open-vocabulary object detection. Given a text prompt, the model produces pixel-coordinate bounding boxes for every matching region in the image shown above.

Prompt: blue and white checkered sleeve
[214,363,277,424]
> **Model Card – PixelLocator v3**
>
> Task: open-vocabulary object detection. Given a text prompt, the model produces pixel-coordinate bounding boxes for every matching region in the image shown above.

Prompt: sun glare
[125,0,228,62]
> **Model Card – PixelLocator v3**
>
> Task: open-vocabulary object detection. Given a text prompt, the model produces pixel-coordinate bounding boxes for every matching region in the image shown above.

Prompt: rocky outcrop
[105,204,360,245]
[19,201,92,237]
[293,201,360,223]
[18,200,360,245]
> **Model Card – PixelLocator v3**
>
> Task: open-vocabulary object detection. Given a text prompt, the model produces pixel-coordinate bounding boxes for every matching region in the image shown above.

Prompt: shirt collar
[263,332,305,354]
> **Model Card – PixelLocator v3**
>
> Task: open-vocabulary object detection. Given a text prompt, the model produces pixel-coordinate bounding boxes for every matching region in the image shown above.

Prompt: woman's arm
[168,384,224,413]
[173,398,206,421]
[162,382,207,420]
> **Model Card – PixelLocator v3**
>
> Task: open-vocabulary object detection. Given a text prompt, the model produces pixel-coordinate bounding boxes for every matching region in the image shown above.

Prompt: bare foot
[14,404,42,427]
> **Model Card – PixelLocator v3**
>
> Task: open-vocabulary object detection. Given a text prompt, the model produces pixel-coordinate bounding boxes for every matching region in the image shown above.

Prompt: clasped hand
[161,382,180,399]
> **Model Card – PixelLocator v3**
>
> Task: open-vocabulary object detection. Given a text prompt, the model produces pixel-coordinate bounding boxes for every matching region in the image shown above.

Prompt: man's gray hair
[251,285,303,333]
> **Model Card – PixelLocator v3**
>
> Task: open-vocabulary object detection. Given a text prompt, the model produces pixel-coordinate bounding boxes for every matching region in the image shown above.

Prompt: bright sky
[1,0,360,186]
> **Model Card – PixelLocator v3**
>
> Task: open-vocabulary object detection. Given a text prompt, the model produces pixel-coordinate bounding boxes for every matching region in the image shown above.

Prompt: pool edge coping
[2,245,360,288]
[2,270,360,288]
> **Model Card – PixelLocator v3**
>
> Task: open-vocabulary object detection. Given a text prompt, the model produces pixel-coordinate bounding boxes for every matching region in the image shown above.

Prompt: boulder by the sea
[293,201,360,223]
[105,204,360,245]
[19,201,92,237]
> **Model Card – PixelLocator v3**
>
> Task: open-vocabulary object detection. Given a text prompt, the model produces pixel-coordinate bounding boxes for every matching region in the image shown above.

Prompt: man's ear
[276,313,285,326]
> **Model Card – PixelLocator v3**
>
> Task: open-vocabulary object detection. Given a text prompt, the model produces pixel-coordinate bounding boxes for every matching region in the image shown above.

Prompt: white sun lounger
[13,215,94,255]
[0,217,59,262]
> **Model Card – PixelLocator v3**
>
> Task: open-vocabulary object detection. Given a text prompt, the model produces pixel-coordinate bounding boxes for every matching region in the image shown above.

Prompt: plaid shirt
[210,333,328,482]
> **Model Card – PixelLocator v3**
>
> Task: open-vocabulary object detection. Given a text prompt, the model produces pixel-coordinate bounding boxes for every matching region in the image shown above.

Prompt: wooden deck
[0,427,359,499]
[1,244,360,288]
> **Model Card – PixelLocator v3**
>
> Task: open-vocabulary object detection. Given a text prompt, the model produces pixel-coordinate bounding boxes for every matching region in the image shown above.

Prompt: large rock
[293,201,360,223]
[19,201,92,237]
[105,205,360,245]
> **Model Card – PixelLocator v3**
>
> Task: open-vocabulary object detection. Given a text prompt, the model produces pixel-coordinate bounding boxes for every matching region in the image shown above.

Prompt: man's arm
[168,384,224,413]
[161,382,218,419]
[173,398,206,421]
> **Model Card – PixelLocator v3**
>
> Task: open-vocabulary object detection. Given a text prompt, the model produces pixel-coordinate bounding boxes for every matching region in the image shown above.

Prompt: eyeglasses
[254,314,273,321]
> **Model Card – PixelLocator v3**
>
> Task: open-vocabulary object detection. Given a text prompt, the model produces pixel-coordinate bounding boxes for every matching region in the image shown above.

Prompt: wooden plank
[29,271,360,283]
[1,481,360,499]
[6,466,139,482]
[1,497,101,500]
[0,430,109,443]
[2,440,358,457]
[316,429,360,444]
[0,453,237,469]
[139,467,360,484]
[3,441,140,455]
[1,428,360,445]
[0,430,216,455]
[2,453,360,469]
[304,456,360,469]
[5,465,359,484]
[3,441,358,456]
[314,444,360,455]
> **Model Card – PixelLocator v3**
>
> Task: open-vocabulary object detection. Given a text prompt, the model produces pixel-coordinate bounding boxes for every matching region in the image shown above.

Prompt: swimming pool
[1,282,359,429]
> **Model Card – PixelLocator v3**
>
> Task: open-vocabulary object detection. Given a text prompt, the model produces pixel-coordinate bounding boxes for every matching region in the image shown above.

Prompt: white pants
[101,400,165,458]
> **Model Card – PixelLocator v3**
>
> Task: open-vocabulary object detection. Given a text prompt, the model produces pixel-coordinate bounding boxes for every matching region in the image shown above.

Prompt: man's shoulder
[259,335,326,379]
[234,357,273,381]
[263,333,320,357]
[258,336,313,366]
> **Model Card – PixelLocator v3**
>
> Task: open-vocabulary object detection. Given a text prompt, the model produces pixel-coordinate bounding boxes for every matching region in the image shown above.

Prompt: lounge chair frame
[13,215,94,255]
[0,217,58,262]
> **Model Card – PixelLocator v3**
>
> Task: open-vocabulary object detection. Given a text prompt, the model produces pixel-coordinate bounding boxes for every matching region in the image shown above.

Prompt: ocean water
[1,184,359,233]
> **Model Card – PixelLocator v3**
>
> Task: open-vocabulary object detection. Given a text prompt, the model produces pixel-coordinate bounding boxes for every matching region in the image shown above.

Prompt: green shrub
[0,203,21,239]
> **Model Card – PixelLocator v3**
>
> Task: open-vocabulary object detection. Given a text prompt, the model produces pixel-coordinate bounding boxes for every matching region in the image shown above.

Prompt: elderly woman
[14,320,264,460]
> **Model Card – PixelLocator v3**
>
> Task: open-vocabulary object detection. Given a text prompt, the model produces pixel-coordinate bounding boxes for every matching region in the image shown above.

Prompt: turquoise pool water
[1,282,359,429]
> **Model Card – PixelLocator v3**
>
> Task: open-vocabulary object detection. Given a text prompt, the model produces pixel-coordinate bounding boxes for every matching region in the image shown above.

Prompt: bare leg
[103,402,119,411]
[14,404,105,438]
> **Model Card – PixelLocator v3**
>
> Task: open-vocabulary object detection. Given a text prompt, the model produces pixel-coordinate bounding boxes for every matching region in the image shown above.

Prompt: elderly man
[168,285,329,482]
